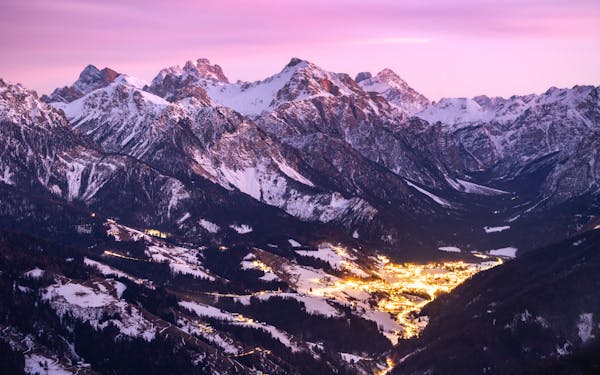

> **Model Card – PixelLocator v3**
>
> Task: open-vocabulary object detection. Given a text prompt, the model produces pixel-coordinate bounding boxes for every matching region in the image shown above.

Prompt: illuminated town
[301,250,503,340]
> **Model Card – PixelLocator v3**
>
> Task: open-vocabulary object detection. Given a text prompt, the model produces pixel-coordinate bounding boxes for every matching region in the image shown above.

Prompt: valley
[102,217,504,347]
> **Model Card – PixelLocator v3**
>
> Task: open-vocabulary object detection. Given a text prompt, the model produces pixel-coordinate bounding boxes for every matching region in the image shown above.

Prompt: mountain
[416,86,600,206]
[1,76,397,374]
[1,77,347,247]
[58,73,381,229]
[41,65,121,103]
[249,59,449,188]
[147,58,228,102]
[414,85,600,251]
[355,69,430,114]
[0,78,193,226]
[151,58,454,195]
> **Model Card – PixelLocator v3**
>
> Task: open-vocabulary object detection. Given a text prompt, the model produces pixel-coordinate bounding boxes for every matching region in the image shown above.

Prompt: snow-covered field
[489,247,517,258]
[438,246,462,253]
[84,257,154,288]
[484,225,510,233]
[42,278,156,341]
[25,353,73,375]
[296,243,346,269]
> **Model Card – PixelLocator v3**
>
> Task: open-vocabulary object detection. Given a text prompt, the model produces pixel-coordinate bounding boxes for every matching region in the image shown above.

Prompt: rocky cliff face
[41,65,120,103]
[146,58,228,103]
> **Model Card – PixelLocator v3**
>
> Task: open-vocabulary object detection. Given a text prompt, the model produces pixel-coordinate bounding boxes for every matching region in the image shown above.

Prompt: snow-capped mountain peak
[179,57,349,116]
[146,58,227,102]
[356,68,429,114]
[417,97,490,125]
[1,78,69,128]
[151,58,229,85]
[76,65,121,92]
[274,57,361,101]
[285,57,309,69]
[182,58,229,83]
[374,68,408,87]
[147,57,371,116]
[418,85,599,127]
[42,65,121,104]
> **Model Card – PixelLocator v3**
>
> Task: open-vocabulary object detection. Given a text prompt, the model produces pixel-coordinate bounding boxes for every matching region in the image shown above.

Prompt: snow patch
[489,247,517,258]
[204,62,302,116]
[405,180,452,208]
[42,280,156,340]
[199,219,220,233]
[176,212,191,225]
[146,244,215,281]
[233,292,341,318]
[220,166,261,200]
[24,268,44,279]
[295,243,351,270]
[288,239,302,247]
[229,224,253,234]
[340,352,367,364]
[273,157,314,187]
[438,246,462,253]
[484,225,510,233]
[179,300,301,351]
[24,353,72,375]
[455,178,510,196]
[84,257,152,287]
[0,166,14,185]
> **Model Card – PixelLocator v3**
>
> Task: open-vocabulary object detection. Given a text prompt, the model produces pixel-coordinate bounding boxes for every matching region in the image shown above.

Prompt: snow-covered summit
[356,68,430,114]
[203,57,361,116]
[151,58,229,86]
[146,58,229,102]
[417,85,599,127]
[148,57,366,117]
[0,78,69,128]
[417,97,492,125]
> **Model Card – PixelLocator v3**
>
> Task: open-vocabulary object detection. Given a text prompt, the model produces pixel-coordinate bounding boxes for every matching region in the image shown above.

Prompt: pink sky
[1,0,599,100]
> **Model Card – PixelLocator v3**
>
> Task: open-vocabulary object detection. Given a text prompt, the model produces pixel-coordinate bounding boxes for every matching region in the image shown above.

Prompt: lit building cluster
[144,228,168,238]
[306,253,502,339]
[250,259,273,274]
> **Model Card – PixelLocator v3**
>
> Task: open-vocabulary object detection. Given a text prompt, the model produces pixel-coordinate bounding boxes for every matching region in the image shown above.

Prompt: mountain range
[0,58,598,374]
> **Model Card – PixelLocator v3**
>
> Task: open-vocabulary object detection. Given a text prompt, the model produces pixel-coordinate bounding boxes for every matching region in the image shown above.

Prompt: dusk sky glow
[1,0,599,99]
